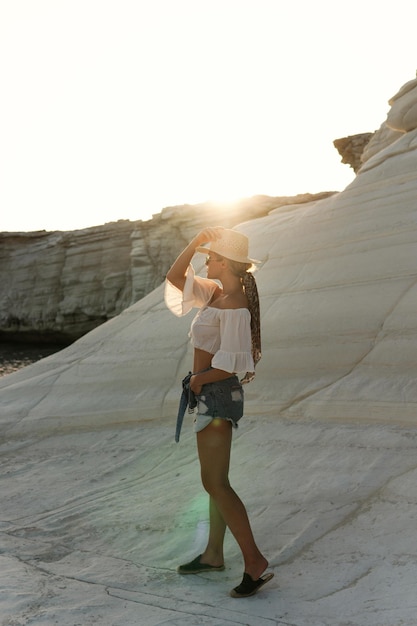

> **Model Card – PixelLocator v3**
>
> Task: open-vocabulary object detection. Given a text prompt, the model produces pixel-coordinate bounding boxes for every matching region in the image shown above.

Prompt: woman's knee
[200,473,230,496]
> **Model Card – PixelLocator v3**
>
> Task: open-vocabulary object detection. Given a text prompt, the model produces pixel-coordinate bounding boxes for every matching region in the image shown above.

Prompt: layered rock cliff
[333,132,374,172]
[0,193,334,343]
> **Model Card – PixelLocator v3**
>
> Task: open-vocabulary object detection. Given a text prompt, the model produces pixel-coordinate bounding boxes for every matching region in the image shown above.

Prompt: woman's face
[205,254,225,278]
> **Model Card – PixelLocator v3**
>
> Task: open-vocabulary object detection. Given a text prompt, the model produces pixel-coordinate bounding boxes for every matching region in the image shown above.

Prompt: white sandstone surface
[1,77,417,625]
[1,196,325,342]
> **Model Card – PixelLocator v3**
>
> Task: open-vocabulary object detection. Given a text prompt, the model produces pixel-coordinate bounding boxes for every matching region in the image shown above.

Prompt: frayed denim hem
[193,413,239,433]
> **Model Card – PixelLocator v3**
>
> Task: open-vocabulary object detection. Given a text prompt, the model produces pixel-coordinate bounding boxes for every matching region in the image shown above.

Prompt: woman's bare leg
[197,419,268,580]
[199,497,227,567]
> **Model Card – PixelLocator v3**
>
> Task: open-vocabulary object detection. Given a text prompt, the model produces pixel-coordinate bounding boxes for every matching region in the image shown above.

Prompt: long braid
[242,271,262,368]
[227,260,261,383]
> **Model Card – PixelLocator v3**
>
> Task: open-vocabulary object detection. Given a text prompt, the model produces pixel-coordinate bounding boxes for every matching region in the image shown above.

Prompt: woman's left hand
[190,375,202,395]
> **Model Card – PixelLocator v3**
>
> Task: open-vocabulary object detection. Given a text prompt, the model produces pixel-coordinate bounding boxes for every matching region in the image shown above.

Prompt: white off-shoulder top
[165,264,255,374]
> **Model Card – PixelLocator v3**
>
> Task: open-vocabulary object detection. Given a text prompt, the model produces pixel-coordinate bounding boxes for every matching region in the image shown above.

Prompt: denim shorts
[193,375,244,433]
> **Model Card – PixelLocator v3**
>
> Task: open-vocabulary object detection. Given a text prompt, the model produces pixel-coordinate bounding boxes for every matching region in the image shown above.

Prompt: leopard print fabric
[227,260,262,382]
[242,271,262,368]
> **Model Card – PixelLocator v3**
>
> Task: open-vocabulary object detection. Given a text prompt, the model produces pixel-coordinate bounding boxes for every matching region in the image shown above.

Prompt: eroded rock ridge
[0,193,333,343]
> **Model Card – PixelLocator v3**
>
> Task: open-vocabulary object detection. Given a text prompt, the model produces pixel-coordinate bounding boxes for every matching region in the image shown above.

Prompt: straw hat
[195,229,259,265]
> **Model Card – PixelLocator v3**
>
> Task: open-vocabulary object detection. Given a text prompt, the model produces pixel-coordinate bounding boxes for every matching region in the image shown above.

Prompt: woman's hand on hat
[194,227,224,247]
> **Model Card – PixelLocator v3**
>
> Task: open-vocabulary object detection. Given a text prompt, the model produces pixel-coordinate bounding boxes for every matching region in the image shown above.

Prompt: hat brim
[195,245,260,265]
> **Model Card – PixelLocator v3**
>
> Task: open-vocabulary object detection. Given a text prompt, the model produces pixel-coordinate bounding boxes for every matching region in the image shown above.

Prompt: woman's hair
[227,259,262,374]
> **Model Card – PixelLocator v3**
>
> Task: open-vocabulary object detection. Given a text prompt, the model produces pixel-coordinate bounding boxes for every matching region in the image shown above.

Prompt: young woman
[165,226,273,598]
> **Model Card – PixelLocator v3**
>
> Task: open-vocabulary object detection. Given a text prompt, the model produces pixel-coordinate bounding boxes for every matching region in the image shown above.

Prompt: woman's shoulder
[210,292,248,310]
[206,284,222,306]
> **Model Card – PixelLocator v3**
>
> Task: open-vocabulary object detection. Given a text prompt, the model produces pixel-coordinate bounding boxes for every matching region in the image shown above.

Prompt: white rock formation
[361,76,417,165]
[0,195,330,342]
[1,77,417,625]
[0,222,135,342]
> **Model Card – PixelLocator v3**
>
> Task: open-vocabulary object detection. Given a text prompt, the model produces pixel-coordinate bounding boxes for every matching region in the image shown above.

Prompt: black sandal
[230,572,274,598]
[177,554,225,575]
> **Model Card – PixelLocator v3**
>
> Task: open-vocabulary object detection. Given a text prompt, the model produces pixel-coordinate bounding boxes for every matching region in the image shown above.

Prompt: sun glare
[1,1,416,232]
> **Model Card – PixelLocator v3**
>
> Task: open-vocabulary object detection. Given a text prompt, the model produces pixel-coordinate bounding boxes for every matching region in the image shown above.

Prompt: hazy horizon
[1,0,415,232]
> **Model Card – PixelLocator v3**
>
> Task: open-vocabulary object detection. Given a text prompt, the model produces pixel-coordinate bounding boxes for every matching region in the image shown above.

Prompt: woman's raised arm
[166,227,223,292]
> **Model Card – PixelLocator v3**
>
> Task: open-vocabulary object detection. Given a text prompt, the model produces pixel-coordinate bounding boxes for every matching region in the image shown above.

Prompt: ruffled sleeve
[211,309,255,374]
[165,264,218,317]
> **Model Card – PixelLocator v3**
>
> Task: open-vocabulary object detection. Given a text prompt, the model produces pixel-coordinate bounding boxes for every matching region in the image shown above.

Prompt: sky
[1,0,416,233]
